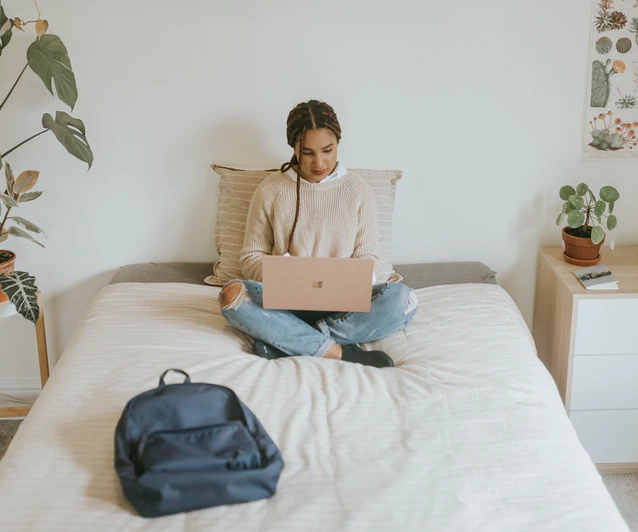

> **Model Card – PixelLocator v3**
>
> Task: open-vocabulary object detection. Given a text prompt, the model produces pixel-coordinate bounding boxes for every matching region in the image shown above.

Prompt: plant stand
[0,291,50,418]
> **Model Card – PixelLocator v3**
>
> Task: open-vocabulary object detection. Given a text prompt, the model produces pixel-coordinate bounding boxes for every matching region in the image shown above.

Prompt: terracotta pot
[561,227,604,266]
[0,250,16,304]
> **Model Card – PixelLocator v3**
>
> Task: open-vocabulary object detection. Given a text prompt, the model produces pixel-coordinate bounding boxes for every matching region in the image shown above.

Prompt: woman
[218,100,418,368]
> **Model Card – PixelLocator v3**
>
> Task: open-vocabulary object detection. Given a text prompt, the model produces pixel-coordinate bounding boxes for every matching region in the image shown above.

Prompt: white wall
[1,0,637,385]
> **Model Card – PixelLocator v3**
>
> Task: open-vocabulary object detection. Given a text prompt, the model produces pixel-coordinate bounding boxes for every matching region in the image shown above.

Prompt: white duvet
[0,282,628,531]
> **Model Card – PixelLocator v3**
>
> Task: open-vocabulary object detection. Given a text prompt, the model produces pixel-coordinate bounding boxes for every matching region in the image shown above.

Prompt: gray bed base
[111,262,497,290]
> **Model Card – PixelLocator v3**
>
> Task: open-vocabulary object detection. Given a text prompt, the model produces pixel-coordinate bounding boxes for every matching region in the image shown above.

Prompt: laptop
[261,256,374,312]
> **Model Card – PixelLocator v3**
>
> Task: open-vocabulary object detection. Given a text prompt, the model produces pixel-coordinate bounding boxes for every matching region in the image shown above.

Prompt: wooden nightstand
[533,247,638,473]
[0,291,50,419]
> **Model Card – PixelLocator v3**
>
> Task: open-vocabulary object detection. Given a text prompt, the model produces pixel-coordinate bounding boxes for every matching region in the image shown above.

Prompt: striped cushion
[206,165,403,286]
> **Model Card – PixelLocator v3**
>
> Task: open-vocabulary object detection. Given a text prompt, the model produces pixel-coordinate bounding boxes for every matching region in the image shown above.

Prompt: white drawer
[571,355,638,410]
[570,409,638,463]
[574,298,638,355]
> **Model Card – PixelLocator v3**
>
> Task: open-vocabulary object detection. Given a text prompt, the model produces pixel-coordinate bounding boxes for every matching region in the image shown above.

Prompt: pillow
[205,164,403,286]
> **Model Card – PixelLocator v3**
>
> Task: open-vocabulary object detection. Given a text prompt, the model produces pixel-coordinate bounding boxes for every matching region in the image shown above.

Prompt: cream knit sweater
[239,171,382,282]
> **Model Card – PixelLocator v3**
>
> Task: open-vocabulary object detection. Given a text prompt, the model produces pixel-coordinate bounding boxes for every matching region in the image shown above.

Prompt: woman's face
[294,128,338,183]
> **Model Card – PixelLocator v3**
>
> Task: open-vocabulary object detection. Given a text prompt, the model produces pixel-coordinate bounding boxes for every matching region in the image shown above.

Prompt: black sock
[251,340,289,359]
[339,344,394,368]
[251,341,394,367]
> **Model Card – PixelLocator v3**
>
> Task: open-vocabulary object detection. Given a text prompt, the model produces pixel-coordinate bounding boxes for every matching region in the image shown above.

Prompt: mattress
[0,282,628,531]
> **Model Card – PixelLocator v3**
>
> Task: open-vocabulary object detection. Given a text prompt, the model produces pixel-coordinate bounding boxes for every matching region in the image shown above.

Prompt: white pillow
[206,165,403,286]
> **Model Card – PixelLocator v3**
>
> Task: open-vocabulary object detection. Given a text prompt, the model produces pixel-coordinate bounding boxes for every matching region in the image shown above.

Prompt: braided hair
[280,100,342,254]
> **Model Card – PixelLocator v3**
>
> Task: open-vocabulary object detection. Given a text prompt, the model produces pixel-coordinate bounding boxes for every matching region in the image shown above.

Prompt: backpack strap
[159,369,191,386]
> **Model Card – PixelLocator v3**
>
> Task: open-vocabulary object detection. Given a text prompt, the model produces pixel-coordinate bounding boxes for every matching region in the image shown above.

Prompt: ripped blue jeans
[218,279,418,357]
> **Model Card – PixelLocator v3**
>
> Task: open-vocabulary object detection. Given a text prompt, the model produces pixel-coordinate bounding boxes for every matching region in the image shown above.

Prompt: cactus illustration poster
[585,0,638,160]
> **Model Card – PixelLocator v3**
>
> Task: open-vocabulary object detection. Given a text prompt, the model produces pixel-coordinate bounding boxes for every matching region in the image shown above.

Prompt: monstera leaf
[27,34,77,110]
[0,3,13,57]
[43,112,93,169]
[0,270,39,323]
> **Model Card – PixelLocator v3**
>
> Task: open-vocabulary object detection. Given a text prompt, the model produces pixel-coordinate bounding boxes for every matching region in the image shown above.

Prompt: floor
[0,420,22,461]
[0,420,636,529]
[603,473,638,530]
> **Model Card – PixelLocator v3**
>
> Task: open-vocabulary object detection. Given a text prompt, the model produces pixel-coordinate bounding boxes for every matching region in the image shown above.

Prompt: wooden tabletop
[541,247,638,295]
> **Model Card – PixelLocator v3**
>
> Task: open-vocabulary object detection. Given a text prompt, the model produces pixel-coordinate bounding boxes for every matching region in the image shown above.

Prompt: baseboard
[0,405,31,419]
[597,463,638,474]
[0,376,42,391]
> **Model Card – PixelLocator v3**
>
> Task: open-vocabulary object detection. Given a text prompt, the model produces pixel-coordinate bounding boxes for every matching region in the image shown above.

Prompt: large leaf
[0,4,12,57]
[7,225,44,247]
[0,3,7,30]
[27,34,77,110]
[0,271,39,323]
[8,216,46,236]
[42,112,93,169]
[13,170,39,196]
[0,24,11,49]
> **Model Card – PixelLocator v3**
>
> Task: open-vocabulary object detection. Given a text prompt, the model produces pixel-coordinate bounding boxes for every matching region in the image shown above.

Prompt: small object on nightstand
[573,264,618,290]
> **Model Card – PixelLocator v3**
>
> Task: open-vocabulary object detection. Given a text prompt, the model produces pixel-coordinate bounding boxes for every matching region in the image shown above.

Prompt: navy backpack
[114,369,285,517]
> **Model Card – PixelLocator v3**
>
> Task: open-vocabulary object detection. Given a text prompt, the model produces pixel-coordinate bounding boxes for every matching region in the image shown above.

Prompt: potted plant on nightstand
[556,182,619,266]
[0,1,93,322]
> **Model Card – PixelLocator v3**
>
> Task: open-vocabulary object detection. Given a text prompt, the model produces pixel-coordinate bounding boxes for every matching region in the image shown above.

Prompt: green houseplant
[556,182,619,266]
[0,1,93,323]
[0,162,45,321]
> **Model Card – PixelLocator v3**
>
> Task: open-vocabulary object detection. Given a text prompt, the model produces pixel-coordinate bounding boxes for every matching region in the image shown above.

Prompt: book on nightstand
[572,264,619,290]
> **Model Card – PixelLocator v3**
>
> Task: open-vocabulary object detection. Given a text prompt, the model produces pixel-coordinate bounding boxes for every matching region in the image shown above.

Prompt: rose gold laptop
[262,256,374,312]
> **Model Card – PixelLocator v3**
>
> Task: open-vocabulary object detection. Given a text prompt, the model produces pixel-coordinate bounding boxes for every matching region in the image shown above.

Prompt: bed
[0,261,629,531]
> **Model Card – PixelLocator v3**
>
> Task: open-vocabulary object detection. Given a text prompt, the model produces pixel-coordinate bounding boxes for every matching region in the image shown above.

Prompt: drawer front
[570,410,638,463]
[574,298,638,355]
[571,355,638,410]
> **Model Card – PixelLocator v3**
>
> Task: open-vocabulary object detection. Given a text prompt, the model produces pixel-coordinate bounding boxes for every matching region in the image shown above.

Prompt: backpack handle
[159,369,192,386]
